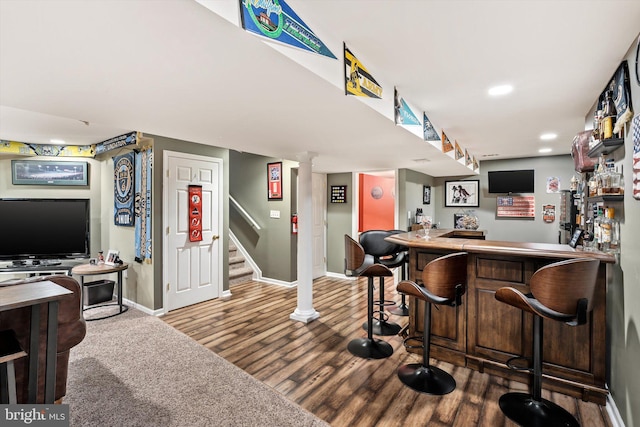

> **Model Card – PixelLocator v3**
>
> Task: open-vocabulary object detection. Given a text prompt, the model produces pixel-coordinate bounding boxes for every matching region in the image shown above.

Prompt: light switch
[270,210,280,219]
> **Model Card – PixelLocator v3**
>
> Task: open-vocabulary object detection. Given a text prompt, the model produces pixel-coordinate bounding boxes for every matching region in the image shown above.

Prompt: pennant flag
[239,0,336,59]
[473,156,479,171]
[344,44,383,98]
[394,87,421,126]
[465,149,472,166]
[455,141,464,159]
[442,131,454,153]
[423,113,439,141]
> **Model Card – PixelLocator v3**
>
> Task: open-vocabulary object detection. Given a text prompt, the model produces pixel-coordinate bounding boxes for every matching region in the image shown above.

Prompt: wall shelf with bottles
[587,195,624,203]
[587,137,624,158]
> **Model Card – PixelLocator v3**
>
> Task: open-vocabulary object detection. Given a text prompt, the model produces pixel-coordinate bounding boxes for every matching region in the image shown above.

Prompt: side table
[72,263,129,321]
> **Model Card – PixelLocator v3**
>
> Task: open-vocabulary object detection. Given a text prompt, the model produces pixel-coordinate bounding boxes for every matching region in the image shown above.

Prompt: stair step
[229,266,254,285]
[229,255,245,269]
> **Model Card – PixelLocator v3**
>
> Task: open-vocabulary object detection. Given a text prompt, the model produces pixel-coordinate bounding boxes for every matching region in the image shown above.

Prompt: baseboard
[255,276,297,288]
[122,298,164,317]
[606,392,626,427]
[325,271,353,280]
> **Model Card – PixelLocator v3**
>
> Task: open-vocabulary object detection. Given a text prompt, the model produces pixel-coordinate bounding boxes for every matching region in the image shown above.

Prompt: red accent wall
[359,174,395,231]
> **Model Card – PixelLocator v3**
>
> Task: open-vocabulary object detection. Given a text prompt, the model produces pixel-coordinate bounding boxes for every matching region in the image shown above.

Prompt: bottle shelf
[587,195,624,203]
[587,138,624,158]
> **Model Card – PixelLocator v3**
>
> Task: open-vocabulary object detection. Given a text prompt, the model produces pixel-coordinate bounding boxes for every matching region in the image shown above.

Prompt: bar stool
[386,229,410,317]
[396,252,467,394]
[0,329,27,404]
[494,258,600,427]
[359,230,403,336]
[344,234,394,359]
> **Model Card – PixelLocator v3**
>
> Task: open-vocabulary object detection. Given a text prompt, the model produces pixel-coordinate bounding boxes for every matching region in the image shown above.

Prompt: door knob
[212,235,219,241]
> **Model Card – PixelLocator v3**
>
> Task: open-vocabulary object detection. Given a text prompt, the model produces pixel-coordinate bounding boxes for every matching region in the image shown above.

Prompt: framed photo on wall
[423,185,431,204]
[11,159,88,186]
[267,162,283,200]
[445,180,479,207]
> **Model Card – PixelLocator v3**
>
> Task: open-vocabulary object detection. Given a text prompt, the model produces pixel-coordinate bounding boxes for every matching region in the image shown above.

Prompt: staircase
[229,242,254,286]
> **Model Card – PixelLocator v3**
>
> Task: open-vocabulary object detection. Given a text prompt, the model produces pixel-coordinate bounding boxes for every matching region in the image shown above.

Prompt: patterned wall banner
[633,113,640,200]
[113,152,135,226]
[344,44,382,98]
[441,131,454,153]
[97,132,138,155]
[239,0,336,59]
[0,140,95,157]
[394,87,420,126]
[135,148,152,263]
[423,113,439,141]
[188,185,203,242]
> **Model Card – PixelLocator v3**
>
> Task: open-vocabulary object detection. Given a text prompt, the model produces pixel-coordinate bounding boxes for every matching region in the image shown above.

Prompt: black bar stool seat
[494,258,600,427]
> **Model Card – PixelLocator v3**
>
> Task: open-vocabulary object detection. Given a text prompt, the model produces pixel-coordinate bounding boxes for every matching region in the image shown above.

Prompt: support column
[290,151,320,323]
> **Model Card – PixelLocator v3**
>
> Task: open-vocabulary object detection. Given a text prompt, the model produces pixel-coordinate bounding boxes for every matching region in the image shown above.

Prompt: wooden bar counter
[386,230,615,404]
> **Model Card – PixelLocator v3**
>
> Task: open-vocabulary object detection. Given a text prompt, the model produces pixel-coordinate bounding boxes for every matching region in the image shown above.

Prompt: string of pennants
[238,0,479,172]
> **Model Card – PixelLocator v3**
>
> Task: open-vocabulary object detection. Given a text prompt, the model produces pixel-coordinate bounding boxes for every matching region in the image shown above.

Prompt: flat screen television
[488,169,535,194]
[0,198,90,264]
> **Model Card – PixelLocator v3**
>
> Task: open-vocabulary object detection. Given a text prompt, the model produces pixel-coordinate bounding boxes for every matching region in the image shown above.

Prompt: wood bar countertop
[385,228,614,405]
[386,229,616,263]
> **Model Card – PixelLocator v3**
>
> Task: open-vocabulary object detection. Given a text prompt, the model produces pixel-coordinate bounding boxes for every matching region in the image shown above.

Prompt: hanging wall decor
[267,161,283,200]
[188,185,203,242]
[633,112,640,200]
[113,152,135,226]
[11,159,88,185]
[135,148,153,262]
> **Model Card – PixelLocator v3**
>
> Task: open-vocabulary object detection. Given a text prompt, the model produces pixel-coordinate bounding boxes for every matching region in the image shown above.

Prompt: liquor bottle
[602,90,617,140]
[600,208,620,254]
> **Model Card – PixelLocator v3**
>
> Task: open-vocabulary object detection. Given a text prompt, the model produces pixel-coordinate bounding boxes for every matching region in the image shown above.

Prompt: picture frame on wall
[267,162,283,200]
[445,180,479,207]
[423,185,431,204]
[11,159,88,186]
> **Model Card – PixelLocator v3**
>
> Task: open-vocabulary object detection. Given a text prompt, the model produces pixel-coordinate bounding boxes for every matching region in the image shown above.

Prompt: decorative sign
[0,140,95,157]
[267,161,283,200]
[497,196,536,218]
[546,176,560,193]
[330,185,347,203]
[188,185,203,242]
[113,152,135,226]
[239,0,336,59]
[542,204,555,223]
[344,44,383,98]
[97,132,137,155]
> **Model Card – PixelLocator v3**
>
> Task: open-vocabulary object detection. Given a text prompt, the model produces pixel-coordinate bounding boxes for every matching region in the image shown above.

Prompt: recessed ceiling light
[50,139,65,144]
[539,148,552,153]
[540,133,557,141]
[488,84,513,96]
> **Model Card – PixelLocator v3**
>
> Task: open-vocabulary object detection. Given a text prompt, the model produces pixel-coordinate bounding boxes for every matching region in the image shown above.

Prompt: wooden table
[72,263,129,321]
[386,230,615,404]
[0,280,73,403]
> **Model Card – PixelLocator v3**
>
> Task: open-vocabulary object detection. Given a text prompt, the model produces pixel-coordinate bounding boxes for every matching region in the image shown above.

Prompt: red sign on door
[188,185,203,242]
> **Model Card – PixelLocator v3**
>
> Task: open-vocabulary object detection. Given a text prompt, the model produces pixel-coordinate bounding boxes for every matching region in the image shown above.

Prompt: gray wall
[434,155,575,243]
[604,40,640,427]
[398,168,436,230]
[326,172,353,274]
[229,151,297,282]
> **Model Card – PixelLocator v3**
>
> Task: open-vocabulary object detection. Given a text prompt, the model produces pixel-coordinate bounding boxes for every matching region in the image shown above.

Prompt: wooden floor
[162,276,612,427]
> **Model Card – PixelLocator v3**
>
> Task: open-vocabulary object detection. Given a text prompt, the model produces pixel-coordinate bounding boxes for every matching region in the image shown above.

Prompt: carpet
[65,307,329,427]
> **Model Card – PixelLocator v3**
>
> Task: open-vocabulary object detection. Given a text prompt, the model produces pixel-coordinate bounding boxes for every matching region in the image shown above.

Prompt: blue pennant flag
[240,0,336,59]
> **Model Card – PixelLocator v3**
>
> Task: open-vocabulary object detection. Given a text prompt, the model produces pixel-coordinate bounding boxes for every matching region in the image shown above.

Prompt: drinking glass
[420,216,432,238]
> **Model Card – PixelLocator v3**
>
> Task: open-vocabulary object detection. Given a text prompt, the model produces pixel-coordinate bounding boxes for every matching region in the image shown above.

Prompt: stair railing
[229,195,261,230]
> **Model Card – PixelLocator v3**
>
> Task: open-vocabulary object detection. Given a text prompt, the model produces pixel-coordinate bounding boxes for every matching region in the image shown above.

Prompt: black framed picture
[423,185,431,204]
[445,180,479,207]
[11,159,88,186]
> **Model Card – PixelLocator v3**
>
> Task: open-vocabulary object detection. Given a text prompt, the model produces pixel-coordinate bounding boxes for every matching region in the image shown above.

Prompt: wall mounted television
[0,198,90,265]
[488,169,535,194]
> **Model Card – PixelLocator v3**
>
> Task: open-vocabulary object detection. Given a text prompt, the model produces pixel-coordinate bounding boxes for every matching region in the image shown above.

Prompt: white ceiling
[1,0,639,177]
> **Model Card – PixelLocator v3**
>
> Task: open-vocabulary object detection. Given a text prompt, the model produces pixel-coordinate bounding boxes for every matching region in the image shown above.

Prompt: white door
[312,173,326,278]
[163,151,223,312]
